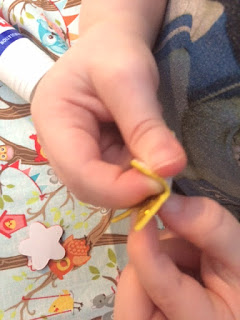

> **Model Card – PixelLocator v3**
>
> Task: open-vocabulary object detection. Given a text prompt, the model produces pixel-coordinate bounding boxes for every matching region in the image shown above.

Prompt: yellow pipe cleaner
[112,159,171,231]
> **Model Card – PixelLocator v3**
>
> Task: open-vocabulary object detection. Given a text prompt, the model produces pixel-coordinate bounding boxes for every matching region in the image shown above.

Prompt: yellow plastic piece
[111,159,171,231]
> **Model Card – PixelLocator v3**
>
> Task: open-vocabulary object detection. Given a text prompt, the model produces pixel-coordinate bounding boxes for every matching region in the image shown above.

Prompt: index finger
[159,195,240,273]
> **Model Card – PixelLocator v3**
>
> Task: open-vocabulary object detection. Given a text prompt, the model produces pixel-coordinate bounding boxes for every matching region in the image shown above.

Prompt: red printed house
[0,210,27,238]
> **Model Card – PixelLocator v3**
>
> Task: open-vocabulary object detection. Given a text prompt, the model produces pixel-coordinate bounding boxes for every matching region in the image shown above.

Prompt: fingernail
[149,140,187,177]
[153,153,186,177]
[147,178,165,195]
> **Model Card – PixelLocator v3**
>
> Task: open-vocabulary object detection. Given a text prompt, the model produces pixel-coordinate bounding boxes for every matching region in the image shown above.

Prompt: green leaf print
[12,275,23,281]
[10,311,16,318]
[3,195,13,202]
[25,283,33,291]
[50,208,62,222]
[92,275,100,280]
[26,197,39,205]
[54,210,61,222]
[74,222,83,229]
[106,262,115,268]
[13,272,27,282]
[6,184,15,188]
[0,197,4,209]
[0,310,4,320]
[20,16,24,25]
[25,12,34,19]
[108,248,116,264]
[81,212,88,217]
[43,221,51,227]
[78,201,86,206]
[89,266,100,275]
[55,19,61,26]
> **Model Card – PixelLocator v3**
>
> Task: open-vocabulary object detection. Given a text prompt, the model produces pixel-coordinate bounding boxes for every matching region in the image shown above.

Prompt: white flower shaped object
[18,222,65,270]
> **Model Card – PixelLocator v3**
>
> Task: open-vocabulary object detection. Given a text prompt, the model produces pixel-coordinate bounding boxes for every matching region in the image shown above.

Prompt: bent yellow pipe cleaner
[112,159,171,231]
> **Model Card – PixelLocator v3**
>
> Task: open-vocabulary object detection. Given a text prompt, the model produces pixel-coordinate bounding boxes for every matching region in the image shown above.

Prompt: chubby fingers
[31,41,186,208]
[127,195,240,320]
[93,43,187,178]
[32,97,163,208]
[128,217,218,320]
[31,54,165,208]
[114,264,167,320]
[159,195,240,273]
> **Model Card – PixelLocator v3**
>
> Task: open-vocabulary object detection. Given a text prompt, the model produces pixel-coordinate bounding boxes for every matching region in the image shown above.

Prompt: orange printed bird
[49,235,91,279]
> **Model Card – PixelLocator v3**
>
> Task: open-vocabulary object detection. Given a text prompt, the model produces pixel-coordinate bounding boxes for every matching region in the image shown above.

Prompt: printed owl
[49,235,91,279]
[37,19,68,55]
[0,145,14,162]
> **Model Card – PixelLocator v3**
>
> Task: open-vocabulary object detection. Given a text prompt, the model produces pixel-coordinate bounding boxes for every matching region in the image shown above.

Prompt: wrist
[81,14,154,47]
[79,1,168,48]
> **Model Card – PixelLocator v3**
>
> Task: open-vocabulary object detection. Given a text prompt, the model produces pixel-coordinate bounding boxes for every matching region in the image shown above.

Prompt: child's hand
[31,10,186,208]
[115,195,240,320]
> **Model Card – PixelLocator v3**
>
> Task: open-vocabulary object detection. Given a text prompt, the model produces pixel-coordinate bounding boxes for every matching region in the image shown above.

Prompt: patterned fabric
[0,2,127,319]
[155,0,240,219]
[0,0,239,319]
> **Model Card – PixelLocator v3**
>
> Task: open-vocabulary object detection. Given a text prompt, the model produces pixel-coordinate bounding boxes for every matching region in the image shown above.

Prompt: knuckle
[178,196,227,240]
[203,198,226,231]
[106,58,143,85]
[194,197,227,243]
[128,118,163,150]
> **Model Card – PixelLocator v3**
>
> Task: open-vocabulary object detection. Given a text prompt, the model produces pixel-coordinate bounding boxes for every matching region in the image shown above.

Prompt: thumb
[96,57,187,177]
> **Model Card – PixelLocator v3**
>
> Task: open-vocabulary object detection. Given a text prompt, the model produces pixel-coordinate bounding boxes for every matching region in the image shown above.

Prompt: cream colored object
[18,222,65,270]
[0,17,54,102]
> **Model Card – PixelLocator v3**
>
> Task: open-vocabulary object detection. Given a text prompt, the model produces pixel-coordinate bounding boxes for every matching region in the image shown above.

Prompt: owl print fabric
[0,0,240,319]
[0,1,128,319]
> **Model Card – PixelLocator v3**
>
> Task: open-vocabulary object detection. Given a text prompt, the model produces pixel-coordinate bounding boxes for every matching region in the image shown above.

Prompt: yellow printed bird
[48,290,74,313]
